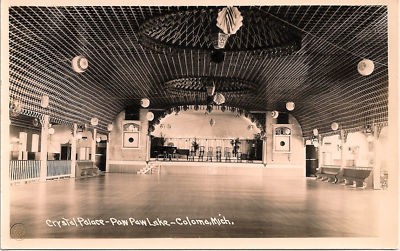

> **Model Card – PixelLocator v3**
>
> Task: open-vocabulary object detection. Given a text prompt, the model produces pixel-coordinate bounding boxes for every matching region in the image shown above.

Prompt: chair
[236,151,242,163]
[224,147,231,162]
[216,146,222,162]
[198,146,205,161]
[189,146,196,161]
[247,148,254,163]
[206,147,213,162]
[167,149,177,161]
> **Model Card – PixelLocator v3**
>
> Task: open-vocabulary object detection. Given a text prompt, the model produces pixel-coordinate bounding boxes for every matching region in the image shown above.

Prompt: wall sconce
[331,122,339,131]
[271,110,279,119]
[364,125,374,142]
[311,136,319,147]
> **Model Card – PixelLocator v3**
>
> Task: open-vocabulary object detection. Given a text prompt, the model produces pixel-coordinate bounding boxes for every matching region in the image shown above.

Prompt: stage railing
[9,160,41,182]
[47,160,71,178]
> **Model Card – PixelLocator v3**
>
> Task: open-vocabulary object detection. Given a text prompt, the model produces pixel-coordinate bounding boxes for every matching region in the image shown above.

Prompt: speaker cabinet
[125,105,140,120]
[273,125,292,153]
[122,121,141,148]
[277,113,289,124]
[274,135,291,152]
[123,132,140,148]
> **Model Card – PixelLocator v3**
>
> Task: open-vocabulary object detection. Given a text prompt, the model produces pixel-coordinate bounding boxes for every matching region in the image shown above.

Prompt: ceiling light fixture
[146,111,154,121]
[331,122,339,131]
[216,6,243,36]
[357,59,374,76]
[140,98,150,108]
[90,117,99,126]
[286,101,295,111]
[71,55,89,73]
[41,95,49,108]
[213,93,225,105]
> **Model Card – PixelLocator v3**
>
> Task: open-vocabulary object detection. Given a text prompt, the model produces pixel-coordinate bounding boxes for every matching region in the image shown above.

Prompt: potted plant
[230,138,241,157]
[191,138,199,154]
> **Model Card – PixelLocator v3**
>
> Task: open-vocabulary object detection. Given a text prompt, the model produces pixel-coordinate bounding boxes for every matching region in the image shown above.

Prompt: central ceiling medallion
[165,77,257,96]
[139,7,302,55]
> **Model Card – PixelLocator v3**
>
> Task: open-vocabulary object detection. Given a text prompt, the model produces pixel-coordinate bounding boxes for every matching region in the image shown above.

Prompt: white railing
[9,160,41,182]
[47,160,71,178]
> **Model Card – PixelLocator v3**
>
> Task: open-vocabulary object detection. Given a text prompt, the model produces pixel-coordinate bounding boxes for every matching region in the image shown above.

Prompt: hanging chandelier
[213,6,243,49]
[213,93,225,105]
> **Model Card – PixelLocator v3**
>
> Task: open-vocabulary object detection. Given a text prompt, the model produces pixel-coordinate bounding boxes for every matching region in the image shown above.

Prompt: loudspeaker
[123,132,140,148]
[277,113,289,124]
[274,135,290,152]
[125,105,140,120]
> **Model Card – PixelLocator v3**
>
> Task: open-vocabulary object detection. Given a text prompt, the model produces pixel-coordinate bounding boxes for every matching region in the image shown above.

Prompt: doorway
[96,141,107,171]
[60,144,71,160]
[306,145,318,177]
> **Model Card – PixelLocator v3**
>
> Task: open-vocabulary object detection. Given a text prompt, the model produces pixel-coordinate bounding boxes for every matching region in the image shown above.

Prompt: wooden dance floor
[9,165,385,239]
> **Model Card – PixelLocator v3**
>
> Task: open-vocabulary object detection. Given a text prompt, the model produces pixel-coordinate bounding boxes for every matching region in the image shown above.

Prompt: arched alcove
[151,109,261,139]
[150,108,263,159]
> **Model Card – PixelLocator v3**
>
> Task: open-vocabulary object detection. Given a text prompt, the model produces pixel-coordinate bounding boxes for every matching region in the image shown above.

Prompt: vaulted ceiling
[8,5,388,136]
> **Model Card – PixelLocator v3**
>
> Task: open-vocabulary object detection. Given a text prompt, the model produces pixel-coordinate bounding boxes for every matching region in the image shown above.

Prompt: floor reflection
[10,169,383,238]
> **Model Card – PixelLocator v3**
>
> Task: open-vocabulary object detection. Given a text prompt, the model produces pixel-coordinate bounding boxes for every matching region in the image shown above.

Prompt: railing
[9,160,41,182]
[47,160,71,178]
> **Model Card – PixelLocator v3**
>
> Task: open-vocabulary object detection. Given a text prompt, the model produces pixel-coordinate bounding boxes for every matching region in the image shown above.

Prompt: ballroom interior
[2,3,399,249]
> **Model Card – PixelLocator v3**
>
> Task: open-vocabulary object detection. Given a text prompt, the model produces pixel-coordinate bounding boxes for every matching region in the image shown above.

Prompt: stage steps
[137,163,160,175]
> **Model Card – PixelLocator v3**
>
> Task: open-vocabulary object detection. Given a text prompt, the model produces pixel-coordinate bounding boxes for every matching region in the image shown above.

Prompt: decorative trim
[165,76,257,95]
[139,7,302,54]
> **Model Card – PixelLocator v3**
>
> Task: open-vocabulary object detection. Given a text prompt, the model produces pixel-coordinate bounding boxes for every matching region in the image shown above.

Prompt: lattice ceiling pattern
[8,5,388,136]
[139,7,302,53]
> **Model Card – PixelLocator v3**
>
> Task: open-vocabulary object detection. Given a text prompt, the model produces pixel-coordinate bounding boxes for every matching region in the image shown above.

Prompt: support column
[262,138,267,165]
[317,135,323,169]
[70,123,77,178]
[106,133,110,172]
[146,134,151,163]
[91,128,96,162]
[372,125,381,189]
[39,115,49,181]
[340,130,346,168]
[340,129,350,185]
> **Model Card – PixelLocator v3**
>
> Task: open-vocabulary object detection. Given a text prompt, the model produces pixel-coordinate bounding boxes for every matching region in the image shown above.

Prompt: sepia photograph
[1,0,398,249]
